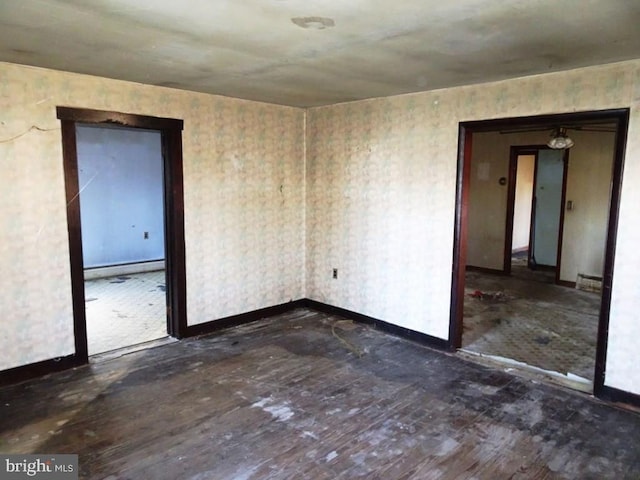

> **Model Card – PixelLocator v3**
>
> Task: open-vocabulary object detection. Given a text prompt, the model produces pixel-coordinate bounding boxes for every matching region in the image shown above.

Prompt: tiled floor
[462,260,600,384]
[84,270,168,355]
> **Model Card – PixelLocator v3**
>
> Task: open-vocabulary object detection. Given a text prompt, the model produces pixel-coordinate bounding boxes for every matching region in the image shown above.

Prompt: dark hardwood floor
[1,308,639,479]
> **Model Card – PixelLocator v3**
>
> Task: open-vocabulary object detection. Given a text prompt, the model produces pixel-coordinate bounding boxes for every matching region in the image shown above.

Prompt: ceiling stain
[291,17,335,30]
[0,1,639,107]
[10,48,36,55]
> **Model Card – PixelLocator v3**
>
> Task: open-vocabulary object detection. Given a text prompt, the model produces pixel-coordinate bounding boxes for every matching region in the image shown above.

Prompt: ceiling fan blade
[567,126,617,133]
[499,124,617,135]
[498,126,552,134]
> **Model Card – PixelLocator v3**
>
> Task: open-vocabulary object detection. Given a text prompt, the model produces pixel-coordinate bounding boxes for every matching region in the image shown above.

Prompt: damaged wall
[0,62,305,371]
[306,60,640,395]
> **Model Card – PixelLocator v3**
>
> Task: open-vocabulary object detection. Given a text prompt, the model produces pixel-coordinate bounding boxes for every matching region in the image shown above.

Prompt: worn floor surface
[463,263,599,382]
[85,270,168,354]
[2,309,639,479]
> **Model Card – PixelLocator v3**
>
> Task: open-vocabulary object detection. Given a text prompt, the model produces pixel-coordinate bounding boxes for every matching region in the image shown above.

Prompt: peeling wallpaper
[0,62,304,371]
[306,60,640,394]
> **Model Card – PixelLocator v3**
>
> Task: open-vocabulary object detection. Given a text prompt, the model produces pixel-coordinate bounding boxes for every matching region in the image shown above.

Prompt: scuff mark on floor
[251,397,294,422]
[301,430,319,440]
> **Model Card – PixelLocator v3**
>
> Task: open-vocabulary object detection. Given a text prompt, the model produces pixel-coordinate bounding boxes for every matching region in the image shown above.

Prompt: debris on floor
[331,320,365,358]
[463,265,600,382]
[576,273,603,293]
[5,308,639,479]
[459,349,593,392]
[85,270,167,354]
[467,290,508,302]
[534,336,551,345]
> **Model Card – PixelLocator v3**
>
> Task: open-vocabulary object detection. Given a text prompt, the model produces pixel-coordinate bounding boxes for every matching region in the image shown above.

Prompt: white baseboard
[84,260,165,280]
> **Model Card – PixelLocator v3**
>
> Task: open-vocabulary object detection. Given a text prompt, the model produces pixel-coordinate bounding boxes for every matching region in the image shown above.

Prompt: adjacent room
[461,123,617,390]
[1,1,640,478]
[77,124,169,355]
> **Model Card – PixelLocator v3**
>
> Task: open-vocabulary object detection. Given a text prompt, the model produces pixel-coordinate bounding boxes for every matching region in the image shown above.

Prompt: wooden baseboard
[557,280,577,288]
[465,265,506,275]
[303,299,451,351]
[5,300,640,410]
[184,299,306,338]
[0,354,85,387]
[598,386,640,410]
[0,299,450,386]
[84,260,165,280]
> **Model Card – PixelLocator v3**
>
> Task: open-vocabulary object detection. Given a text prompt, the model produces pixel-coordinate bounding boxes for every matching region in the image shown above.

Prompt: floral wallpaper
[306,60,640,394]
[1,57,639,396]
[0,62,304,371]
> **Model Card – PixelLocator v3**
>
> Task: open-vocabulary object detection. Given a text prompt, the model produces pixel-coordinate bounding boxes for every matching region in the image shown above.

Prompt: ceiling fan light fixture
[547,127,574,149]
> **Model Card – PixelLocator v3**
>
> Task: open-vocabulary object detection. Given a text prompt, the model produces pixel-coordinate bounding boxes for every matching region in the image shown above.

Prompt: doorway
[504,147,569,280]
[509,153,535,271]
[58,107,187,363]
[450,109,629,396]
[76,124,168,355]
[531,149,566,271]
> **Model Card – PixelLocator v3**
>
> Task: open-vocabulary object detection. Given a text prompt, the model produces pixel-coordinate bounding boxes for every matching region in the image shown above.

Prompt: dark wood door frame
[449,108,630,397]
[554,150,570,284]
[57,107,187,364]
[504,146,569,279]
[504,146,542,275]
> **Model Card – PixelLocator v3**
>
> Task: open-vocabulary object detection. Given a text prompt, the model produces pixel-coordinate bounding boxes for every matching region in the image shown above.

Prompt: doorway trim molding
[504,145,570,280]
[57,107,187,364]
[449,108,630,396]
[504,145,544,275]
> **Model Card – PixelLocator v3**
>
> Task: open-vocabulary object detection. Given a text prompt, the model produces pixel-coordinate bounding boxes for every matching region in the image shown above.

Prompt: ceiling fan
[499,124,617,149]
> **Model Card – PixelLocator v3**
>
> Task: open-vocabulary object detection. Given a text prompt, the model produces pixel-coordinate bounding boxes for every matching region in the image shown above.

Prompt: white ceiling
[1,0,639,107]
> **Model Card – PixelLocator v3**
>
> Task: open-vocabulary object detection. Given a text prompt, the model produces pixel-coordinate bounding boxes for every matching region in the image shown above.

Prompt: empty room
[1,1,640,479]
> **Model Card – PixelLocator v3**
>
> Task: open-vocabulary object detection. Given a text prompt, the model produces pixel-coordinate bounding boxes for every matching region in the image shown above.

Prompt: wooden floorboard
[1,308,639,479]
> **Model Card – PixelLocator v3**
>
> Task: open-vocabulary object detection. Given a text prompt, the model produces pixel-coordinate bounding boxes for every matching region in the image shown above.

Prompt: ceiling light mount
[547,127,574,149]
[291,16,335,30]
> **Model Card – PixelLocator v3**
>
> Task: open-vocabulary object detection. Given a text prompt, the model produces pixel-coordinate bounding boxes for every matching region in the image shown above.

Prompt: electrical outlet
[144,231,149,239]
[332,268,338,279]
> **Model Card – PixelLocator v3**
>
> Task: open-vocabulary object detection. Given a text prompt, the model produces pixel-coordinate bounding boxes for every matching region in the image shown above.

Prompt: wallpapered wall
[2,58,639,395]
[0,62,304,371]
[306,60,640,394]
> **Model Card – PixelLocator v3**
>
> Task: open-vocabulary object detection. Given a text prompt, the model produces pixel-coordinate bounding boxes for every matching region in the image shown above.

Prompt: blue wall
[76,125,165,268]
